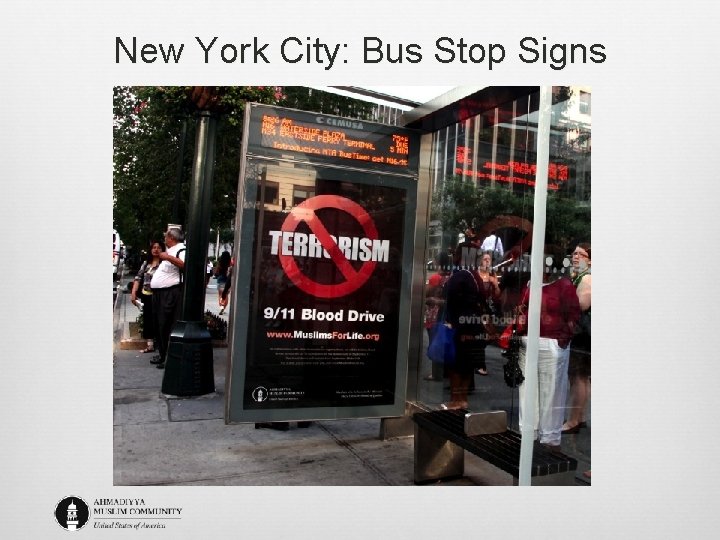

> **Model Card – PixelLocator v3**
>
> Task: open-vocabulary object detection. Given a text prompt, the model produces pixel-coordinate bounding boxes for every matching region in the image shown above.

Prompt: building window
[257,181,279,206]
[293,186,315,206]
[579,91,591,114]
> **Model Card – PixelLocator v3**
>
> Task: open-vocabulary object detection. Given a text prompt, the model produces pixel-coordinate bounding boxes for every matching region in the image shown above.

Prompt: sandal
[562,423,581,434]
[140,347,155,354]
[440,401,468,410]
[475,368,488,376]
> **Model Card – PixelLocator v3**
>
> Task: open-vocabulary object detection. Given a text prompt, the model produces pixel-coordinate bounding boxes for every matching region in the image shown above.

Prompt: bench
[412,409,578,485]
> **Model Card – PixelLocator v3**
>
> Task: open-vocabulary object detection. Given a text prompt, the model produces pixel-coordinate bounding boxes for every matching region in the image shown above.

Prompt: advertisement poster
[226,104,420,422]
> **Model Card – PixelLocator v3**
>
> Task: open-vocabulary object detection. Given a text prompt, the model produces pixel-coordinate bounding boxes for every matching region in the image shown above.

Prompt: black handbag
[577,309,591,337]
[502,325,525,388]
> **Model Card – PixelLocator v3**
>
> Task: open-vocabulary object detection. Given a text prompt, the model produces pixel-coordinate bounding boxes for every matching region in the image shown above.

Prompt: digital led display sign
[246,104,419,175]
[454,145,571,190]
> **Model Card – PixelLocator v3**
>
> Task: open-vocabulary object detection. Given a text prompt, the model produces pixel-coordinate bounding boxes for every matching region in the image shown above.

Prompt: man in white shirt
[480,230,504,266]
[150,227,186,369]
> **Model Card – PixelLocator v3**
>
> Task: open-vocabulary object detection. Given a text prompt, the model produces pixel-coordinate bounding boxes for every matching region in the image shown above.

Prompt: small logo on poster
[252,386,269,402]
[55,496,89,531]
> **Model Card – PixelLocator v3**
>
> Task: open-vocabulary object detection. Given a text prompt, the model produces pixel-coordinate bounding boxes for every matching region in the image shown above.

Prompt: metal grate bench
[413,409,578,485]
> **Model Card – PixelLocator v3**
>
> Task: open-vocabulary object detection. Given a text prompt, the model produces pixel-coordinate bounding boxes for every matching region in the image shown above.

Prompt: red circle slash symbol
[278,195,379,298]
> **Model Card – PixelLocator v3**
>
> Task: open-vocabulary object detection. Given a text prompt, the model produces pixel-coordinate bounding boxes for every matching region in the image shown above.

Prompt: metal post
[172,118,188,224]
[181,111,216,320]
[161,111,216,397]
[517,86,552,486]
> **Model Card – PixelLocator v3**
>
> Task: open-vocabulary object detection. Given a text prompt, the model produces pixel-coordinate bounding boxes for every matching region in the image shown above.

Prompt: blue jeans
[518,337,570,446]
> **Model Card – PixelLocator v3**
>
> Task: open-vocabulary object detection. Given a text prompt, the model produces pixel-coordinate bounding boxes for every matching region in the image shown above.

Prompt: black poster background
[242,174,408,410]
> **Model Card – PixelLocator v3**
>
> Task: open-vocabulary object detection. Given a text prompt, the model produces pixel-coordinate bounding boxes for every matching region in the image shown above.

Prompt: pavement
[113,274,590,486]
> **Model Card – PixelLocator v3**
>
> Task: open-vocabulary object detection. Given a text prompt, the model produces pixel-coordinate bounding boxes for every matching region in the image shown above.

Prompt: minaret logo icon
[55,496,89,531]
[67,500,78,530]
[252,386,268,402]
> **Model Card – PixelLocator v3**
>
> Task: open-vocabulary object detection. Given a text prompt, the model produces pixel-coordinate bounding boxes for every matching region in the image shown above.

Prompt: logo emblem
[252,386,268,402]
[55,496,89,531]
[278,195,380,298]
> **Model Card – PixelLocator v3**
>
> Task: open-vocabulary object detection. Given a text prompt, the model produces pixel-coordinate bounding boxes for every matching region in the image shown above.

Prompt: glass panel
[419,92,539,418]
[417,87,590,476]
[533,86,591,465]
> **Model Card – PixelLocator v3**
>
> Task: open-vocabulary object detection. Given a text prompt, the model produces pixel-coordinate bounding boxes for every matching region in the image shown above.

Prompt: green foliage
[431,175,590,253]
[205,310,228,340]
[281,87,376,119]
[431,176,532,231]
[545,193,591,248]
[114,86,379,252]
[135,311,144,333]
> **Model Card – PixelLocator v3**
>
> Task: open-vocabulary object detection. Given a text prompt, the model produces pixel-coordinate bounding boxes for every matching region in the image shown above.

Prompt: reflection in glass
[418,87,591,474]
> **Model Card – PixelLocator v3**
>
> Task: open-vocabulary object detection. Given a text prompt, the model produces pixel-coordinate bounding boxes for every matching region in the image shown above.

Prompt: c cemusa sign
[225,103,420,423]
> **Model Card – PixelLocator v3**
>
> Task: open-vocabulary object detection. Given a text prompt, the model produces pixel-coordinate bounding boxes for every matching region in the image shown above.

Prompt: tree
[113,86,281,252]
[431,176,527,233]
[113,86,377,253]
[431,175,590,254]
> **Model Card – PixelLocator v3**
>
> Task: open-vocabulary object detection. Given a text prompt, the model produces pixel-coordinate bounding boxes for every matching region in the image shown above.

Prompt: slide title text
[116,36,607,71]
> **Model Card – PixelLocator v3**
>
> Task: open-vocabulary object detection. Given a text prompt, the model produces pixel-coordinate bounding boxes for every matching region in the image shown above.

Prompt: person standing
[481,230,504,266]
[214,251,231,309]
[516,252,581,451]
[563,243,592,433]
[205,259,214,287]
[440,243,489,410]
[423,252,451,382]
[219,258,234,315]
[149,227,186,369]
[473,251,502,376]
[130,240,164,354]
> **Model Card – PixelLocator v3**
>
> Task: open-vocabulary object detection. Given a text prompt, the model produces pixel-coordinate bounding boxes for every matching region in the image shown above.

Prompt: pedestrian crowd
[423,227,591,474]
[131,227,233,370]
[128,225,591,476]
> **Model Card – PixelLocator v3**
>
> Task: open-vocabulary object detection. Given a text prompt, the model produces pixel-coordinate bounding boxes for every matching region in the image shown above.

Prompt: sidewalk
[114,278,437,486]
[113,277,585,486]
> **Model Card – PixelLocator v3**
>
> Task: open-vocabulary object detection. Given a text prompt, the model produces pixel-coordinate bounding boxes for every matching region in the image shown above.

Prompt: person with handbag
[423,252,452,381]
[516,249,581,451]
[439,242,491,410]
[130,240,164,355]
[562,243,592,435]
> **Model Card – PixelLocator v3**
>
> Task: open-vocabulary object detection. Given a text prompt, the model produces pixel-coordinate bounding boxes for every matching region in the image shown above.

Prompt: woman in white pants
[516,256,581,451]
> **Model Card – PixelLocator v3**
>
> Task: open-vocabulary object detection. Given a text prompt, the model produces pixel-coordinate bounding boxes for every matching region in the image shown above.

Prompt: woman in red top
[474,251,501,375]
[517,252,581,450]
